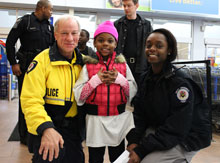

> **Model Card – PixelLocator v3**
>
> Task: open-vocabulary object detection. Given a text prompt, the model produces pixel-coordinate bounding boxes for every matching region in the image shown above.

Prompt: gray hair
[54,15,81,32]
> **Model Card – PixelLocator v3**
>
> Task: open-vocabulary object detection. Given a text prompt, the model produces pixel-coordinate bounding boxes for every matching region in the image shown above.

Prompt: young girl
[73,21,137,163]
[126,28,211,163]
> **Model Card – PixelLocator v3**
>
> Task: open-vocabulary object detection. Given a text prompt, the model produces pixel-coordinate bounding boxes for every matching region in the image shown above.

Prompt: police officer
[126,28,211,163]
[6,0,54,145]
[20,15,84,163]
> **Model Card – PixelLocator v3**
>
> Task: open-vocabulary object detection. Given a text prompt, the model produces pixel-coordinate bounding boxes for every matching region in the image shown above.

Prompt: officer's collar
[32,12,50,23]
[49,42,83,66]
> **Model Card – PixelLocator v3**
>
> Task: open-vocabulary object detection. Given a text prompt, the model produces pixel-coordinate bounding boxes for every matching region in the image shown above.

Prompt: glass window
[204,25,220,39]
[110,15,121,22]
[0,9,17,28]
[17,10,32,17]
[204,24,220,67]
[177,43,191,60]
[152,19,192,38]
[153,19,192,61]
[52,11,68,25]
[206,45,220,67]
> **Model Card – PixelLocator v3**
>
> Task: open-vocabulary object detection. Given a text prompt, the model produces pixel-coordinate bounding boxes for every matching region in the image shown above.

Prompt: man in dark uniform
[114,0,152,85]
[6,0,55,145]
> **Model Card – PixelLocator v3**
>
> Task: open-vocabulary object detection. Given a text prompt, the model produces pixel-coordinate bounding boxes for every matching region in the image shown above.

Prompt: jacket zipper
[69,65,73,100]
[105,63,110,116]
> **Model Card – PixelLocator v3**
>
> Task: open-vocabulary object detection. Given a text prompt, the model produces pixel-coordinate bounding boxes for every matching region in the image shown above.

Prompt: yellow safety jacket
[20,43,83,135]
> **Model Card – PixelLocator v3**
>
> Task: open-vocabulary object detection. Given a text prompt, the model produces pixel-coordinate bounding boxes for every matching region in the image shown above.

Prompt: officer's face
[145,32,169,65]
[55,19,80,59]
[43,4,53,19]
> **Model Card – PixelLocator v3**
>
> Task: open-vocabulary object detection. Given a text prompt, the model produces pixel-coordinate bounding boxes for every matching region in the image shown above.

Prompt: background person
[20,15,84,163]
[74,21,137,163]
[126,28,211,163]
[114,0,152,85]
[6,0,54,145]
[77,29,96,56]
[108,0,122,8]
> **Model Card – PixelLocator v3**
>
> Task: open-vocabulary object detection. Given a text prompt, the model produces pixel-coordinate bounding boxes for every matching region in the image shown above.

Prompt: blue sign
[152,0,219,15]
[50,17,53,25]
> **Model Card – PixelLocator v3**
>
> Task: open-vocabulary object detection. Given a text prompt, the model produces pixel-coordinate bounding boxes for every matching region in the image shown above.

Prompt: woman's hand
[127,143,138,152]
[128,150,141,163]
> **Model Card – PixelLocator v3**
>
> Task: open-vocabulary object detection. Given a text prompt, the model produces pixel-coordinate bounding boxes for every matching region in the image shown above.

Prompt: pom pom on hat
[94,21,118,41]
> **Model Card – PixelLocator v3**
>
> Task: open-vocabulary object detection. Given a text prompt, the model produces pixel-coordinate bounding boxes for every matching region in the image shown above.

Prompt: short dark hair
[36,0,51,10]
[122,0,138,5]
[149,28,178,62]
[81,29,90,39]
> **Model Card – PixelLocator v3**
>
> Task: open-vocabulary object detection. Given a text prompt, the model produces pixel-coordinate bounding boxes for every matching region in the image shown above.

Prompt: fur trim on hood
[82,53,126,64]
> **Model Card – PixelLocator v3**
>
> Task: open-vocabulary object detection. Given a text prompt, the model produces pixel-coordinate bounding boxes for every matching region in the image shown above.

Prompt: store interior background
[0,0,220,162]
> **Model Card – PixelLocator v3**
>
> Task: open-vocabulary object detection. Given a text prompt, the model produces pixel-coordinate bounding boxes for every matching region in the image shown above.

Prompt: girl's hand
[98,67,118,85]
[97,67,104,81]
[106,67,118,85]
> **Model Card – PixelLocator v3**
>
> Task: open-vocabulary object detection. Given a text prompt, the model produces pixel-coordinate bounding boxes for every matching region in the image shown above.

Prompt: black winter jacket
[127,63,211,160]
[6,12,54,67]
[114,14,152,74]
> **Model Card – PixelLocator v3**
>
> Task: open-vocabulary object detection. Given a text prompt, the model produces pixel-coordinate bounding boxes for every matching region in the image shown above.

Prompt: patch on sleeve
[176,87,189,103]
[27,61,38,74]
[13,17,22,29]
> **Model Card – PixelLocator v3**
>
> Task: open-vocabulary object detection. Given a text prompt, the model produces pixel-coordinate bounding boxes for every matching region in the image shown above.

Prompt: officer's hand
[128,150,141,163]
[39,128,64,162]
[12,64,22,76]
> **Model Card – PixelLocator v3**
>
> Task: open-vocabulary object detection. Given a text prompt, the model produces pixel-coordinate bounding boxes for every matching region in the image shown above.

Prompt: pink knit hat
[94,21,118,41]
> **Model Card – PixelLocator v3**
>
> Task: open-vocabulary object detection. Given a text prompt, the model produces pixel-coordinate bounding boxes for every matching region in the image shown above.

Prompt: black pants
[88,140,125,163]
[31,128,84,163]
[17,72,28,144]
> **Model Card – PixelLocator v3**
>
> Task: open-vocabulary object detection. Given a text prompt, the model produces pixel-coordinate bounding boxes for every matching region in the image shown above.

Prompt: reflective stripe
[44,97,65,102]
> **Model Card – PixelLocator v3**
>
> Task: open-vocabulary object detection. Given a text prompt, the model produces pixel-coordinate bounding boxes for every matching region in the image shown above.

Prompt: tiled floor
[0,98,220,163]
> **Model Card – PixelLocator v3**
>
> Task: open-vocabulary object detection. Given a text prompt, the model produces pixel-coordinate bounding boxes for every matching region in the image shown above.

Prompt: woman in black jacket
[127,28,211,163]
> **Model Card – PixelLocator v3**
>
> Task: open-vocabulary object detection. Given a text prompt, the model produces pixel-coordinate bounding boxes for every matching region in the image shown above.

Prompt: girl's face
[145,32,169,65]
[94,33,117,59]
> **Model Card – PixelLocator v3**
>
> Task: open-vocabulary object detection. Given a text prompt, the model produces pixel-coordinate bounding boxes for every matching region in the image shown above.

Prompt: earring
[168,53,171,55]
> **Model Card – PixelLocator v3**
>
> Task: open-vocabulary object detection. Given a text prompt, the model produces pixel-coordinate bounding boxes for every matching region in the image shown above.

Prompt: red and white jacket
[74,52,137,116]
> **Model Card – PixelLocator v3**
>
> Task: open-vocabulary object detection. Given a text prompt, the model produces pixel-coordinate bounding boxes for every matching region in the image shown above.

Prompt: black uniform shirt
[6,12,55,65]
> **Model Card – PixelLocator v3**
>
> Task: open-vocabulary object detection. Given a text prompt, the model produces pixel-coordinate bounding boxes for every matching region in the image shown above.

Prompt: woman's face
[94,33,117,60]
[112,0,121,7]
[145,32,169,65]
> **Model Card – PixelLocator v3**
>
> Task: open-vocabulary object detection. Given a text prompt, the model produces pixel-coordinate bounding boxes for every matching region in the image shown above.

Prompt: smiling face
[94,33,117,60]
[112,0,121,7]
[145,32,169,66]
[54,18,80,59]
